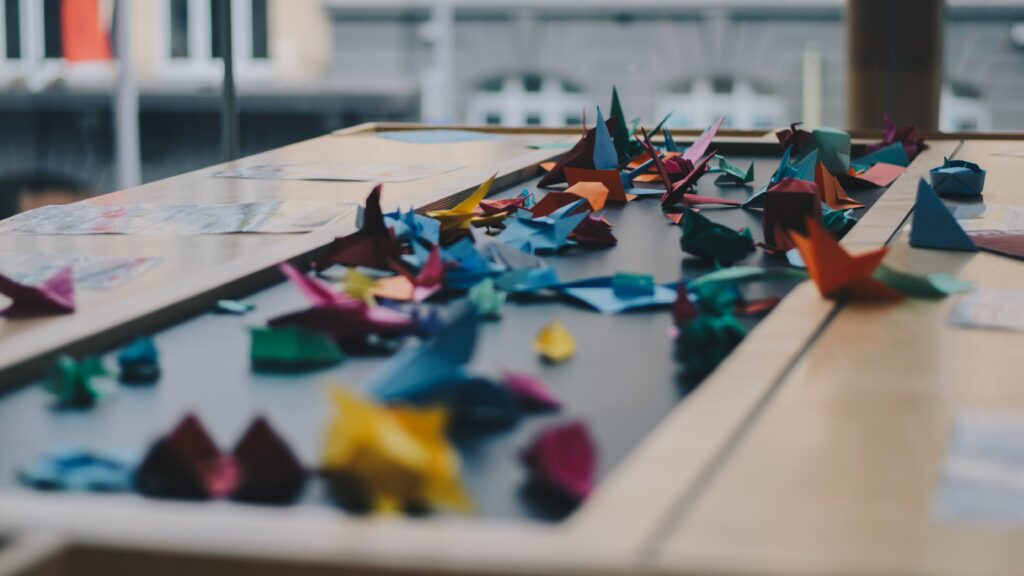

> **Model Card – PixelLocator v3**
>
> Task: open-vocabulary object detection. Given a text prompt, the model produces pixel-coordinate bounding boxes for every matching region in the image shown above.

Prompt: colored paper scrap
[852,141,910,172]
[762,178,822,251]
[19,448,134,492]
[712,157,754,186]
[496,199,589,254]
[816,162,863,210]
[467,278,506,319]
[426,174,498,232]
[847,162,906,187]
[503,371,561,411]
[557,276,676,314]
[872,264,973,299]
[316,185,404,271]
[377,129,503,144]
[968,230,1024,261]
[44,356,108,409]
[250,327,347,372]
[811,127,852,175]
[949,289,1024,332]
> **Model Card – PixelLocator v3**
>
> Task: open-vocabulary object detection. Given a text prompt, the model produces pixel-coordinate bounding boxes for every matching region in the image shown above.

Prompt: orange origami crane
[790,217,903,301]
[815,162,863,210]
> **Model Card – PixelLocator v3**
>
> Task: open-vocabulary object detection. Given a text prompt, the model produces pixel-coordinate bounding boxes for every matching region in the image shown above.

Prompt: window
[4,0,21,59]
[656,77,785,129]
[467,73,590,127]
[170,0,189,58]
[42,0,60,59]
[158,0,270,74]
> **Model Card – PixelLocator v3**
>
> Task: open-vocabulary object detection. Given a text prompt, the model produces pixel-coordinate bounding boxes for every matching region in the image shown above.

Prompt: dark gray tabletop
[0,156,888,522]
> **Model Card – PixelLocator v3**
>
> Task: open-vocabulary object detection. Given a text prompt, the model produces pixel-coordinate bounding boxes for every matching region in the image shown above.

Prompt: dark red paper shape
[315,185,404,271]
[570,215,617,247]
[866,113,927,161]
[135,414,240,500]
[231,417,307,504]
[967,230,1024,262]
[0,266,75,317]
[762,178,822,251]
[775,122,811,151]
[521,421,596,503]
[537,115,617,188]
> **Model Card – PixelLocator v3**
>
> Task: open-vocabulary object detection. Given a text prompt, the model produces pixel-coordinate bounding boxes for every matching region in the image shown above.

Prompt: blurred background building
[0,0,1022,215]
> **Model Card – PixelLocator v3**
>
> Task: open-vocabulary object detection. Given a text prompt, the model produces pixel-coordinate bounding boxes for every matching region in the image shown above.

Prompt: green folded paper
[679,208,755,266]
[250,327,347,372]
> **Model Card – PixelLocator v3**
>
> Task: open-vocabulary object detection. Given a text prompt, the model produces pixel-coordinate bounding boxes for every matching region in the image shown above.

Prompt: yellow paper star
[425,173,496,232]
[340,267,378,305]
[321,387,472,513]
[533,320,576,363]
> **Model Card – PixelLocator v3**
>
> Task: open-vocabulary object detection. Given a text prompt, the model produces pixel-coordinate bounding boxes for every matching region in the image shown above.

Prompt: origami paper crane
[503,371,561,411]
[117,337,160,385]
[384,207,441,246]
[637,129,734,209]
[534,320,576,363]
[821,203,858,235]
[775,122,812,151]
[610,87,637,163]
[496,199,590,254]
[0,265,75,316]
[270,263,418,345]
[374,246,444,302]
[250,326,347,372]
[478,189,534,220]
[45,356,107,409]
[851,141,910,172]
[816,162,863,210]
[322,387,470,513]
[136,414,306,504]
[560,109,635,203]
[537,110,617,188]
[532,182,608,217]
[675,307,747,385]
[790,217,903,301]
[967,230,1024,261]
[909,179,977,252]
[865,113,927,161]
[811,127,852,175]
[19,448,134,492]
[679,207,755,266]
[743,146,817,208]
[521,421,596,503]
[316,185,404,272]
[712,157,754,186]
[762,178,822,251]
[471,227,548,271]
[467,277,505,318]
[366,304,478,401]
[556,274,677,314]
[425,174,498,232]
[930,158,986,197]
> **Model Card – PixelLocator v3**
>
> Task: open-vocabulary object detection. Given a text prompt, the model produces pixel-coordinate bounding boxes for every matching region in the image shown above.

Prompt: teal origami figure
[909,179,977,252]
[679,207,755,266]
[929,158,985,197]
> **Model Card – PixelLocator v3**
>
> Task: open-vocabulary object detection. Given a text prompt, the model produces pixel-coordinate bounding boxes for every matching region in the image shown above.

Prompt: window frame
[154,0,272,81]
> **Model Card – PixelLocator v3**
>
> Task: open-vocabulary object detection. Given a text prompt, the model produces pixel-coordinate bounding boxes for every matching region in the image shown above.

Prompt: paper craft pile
[26,88,983,520]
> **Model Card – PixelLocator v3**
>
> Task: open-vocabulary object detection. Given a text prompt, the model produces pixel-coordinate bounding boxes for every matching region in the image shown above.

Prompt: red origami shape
[762,178,822,251]
[232,417,307,504]
[315,185,404,272]
[0,266,75,317]
[521,421,596,503]
[638,129,738,210]
[134,414,240,500]
[775,122,812,151]
[866,113,927,161]
[503,371,561,411]
[570,214,617,247]
[374,246,445,302]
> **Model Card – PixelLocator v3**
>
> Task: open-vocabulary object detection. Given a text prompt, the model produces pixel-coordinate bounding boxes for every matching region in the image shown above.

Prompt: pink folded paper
[0,266,76,316]
[521,421,596,503]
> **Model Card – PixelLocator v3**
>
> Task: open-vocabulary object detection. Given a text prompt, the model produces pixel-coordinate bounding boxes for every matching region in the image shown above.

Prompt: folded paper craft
[521,421,595,503]
[321,387,470,513]
[789,217,903,301]
[930,158,986,197]
[712,157,754,186]
[909,179,977,252]
[967,230,1024,261]
[425,174,497,232]
[865,113,927,161]
[0,265,75,316]
[45,356,107,409]
[250,327,347,372]
[810,127,852,175]
[374,247,444,302]
[117,337,161,385]
[496,199,590,254]
[556,275,676,314]
[680,207,755,266]
[316,185,404,271]
[815,162,863,210]
[762,178,822,251]
[503,371,561,411]
[534,320,576,363]
[467,277,505,318]
[531,182,608,217]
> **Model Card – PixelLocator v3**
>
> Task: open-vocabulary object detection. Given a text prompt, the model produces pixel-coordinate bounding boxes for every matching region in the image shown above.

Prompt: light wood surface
[0,130,567,386]
[654,140,1024,576]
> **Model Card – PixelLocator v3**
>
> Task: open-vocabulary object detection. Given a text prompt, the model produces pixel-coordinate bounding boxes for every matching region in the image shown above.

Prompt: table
[0,124,1014,576]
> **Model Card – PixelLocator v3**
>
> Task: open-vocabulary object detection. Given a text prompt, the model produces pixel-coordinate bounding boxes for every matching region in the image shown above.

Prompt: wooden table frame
[0,125,1017,576]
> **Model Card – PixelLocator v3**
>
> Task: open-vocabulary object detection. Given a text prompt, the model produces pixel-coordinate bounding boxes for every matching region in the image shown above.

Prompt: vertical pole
[847,0,943,130]
[220,0,239,160]
[802,43,823,127]
[420,0,455,124]
[114,0,141,189]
